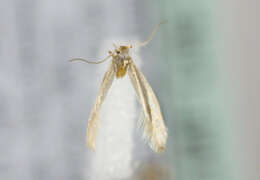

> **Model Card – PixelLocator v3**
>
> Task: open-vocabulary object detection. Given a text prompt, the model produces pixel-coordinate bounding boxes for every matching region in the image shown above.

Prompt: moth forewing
[86,61,115,150]
[128,61,151,120]
[128,61,167,153]
[137,67,167,153]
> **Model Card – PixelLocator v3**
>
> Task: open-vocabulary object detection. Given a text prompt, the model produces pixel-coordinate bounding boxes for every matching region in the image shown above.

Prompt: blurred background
[0,0,259,180]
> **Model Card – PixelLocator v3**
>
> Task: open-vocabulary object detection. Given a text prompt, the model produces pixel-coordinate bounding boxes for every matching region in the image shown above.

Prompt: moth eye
[116,50,120,54]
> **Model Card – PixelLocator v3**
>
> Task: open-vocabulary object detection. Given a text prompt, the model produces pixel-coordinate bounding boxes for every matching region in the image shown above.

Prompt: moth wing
[128,60,167,153]
[86,61,115,150]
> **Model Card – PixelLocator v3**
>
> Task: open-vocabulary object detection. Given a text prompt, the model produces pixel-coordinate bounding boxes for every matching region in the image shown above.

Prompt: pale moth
[69,21,168,153]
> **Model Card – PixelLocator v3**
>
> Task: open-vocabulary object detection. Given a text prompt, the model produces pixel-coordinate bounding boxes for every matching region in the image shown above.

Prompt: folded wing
[86,62,115,150]
[128,60,167,153]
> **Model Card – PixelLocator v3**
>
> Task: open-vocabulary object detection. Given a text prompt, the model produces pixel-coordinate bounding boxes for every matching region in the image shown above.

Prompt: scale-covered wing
[128,60,167,153]
[86,62,115,150]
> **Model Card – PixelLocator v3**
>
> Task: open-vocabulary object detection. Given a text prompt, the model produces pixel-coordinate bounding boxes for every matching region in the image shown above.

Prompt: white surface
[88,39,142,180]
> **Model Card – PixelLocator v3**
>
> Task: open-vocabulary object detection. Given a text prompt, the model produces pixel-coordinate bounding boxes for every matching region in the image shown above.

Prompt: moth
[69,21,168,153]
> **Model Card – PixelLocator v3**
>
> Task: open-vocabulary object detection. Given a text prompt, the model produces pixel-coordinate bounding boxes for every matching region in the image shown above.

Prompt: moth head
[120,45,128,51]
[118,45,132,54]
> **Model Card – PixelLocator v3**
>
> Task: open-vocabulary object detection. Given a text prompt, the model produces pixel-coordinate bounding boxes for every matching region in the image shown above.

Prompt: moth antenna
[113,43,118,49]
[68,55,111,64]
[135,20,167,48]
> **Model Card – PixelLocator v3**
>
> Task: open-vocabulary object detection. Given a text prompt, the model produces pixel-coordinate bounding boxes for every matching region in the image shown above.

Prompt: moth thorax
[119,46,129,53]
[115,59,129,78]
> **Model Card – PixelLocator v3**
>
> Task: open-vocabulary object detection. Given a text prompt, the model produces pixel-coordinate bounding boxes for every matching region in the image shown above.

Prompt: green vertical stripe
[156,1,232,180]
